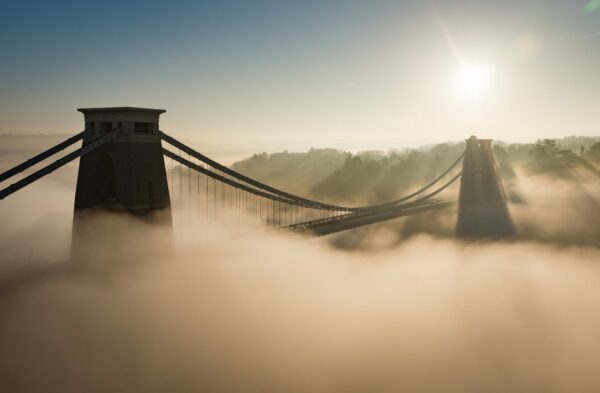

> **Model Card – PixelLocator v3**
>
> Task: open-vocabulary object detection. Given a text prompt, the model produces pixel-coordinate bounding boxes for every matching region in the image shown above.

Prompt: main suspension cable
[160,131,463,212]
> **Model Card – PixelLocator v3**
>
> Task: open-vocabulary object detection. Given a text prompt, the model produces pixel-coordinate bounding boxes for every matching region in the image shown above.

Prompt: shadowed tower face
[72,107,172,261]
[456,136,515,239]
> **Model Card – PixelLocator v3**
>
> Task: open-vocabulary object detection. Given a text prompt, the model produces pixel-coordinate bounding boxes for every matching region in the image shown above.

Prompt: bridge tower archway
[93,152,116,204]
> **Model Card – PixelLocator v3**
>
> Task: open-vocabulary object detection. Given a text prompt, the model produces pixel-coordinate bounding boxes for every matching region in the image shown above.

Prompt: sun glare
[456,65,492,99]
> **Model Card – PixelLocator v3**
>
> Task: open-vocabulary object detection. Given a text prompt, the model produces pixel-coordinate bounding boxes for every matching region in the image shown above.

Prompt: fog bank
[2,216,600,392]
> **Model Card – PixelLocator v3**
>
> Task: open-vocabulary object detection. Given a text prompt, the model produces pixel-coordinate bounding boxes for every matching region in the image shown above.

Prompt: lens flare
[585,0,600,13]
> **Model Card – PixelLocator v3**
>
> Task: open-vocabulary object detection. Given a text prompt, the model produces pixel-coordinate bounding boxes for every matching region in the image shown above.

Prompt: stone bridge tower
[456,136,515,239]
[72,107,172,261]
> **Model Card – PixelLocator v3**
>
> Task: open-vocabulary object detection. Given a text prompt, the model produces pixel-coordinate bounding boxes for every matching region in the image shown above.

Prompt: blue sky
[1,0,599,151]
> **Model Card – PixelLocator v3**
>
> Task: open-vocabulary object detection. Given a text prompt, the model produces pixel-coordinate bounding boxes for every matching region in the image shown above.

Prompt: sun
[455,65,492,99]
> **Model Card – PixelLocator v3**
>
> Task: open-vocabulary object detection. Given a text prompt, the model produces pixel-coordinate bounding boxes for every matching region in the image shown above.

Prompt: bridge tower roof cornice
[77,107,166,129]
[77,107,166,114]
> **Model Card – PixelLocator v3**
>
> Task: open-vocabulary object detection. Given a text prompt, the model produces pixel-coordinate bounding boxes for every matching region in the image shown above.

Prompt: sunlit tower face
[455,65,492,99]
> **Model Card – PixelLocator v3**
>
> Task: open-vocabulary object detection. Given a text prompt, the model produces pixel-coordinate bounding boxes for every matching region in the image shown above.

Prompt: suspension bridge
[0,107,514,254]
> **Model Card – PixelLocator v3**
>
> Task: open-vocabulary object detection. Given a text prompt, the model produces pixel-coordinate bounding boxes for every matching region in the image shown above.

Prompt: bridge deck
[291,200,456,236]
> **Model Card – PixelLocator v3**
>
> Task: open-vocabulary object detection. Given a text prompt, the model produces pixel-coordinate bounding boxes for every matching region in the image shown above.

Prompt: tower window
[98,122,112,134]
[135,122,153,134]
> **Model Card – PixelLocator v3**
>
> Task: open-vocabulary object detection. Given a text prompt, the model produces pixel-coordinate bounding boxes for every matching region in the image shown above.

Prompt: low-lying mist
[2,206,600,392]
[2,138,600,392]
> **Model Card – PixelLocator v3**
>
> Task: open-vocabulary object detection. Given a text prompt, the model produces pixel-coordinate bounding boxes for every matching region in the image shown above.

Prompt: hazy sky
[1,0,599,151]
